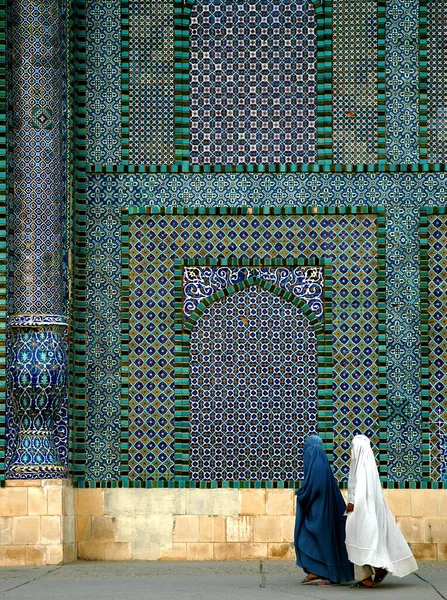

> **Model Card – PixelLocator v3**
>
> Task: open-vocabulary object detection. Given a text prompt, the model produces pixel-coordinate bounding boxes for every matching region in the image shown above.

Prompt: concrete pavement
[0,561,445,600]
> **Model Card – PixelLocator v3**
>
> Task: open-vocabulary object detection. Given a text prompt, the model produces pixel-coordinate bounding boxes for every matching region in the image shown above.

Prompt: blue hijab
[294,436,354,583]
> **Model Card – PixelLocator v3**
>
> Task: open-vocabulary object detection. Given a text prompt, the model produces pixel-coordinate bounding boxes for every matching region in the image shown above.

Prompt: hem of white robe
[346,545,418,578]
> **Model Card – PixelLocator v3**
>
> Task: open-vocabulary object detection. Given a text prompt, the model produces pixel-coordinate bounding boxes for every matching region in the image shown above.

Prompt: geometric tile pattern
[386,0,419,163]
[188,286,318,481]
[189,0,317,165]
[420,211,447,481]
[75,171,447,487]
[425,0,447,164]
[183,265,324,321]
[122,208,382,481]
[332,0,378,164]
[86,0,121,165]
[127,0,175,165]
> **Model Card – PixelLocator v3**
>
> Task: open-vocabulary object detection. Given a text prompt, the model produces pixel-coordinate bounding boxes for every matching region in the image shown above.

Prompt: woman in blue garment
[294,435,354,585]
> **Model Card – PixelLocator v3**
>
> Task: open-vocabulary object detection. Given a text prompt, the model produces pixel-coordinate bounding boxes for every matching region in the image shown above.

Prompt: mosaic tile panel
[124,209,381,481]
[125,0,175,165]
[332,0,378,164]
[422,213,447,481]
[85,0,121,165]
[183,265,324,321]
[188,286,319,481]
[426,0,447,164]
[77,171,442,486]
[189,0,317,166]
[386,0,419,163]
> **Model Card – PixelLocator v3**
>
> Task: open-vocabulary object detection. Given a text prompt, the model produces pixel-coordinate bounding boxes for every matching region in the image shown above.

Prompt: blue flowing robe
[294,436,354,583]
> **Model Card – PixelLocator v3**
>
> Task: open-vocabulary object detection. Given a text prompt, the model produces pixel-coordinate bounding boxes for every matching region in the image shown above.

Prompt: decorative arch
[174,0,331,172]
[174,275,333,483]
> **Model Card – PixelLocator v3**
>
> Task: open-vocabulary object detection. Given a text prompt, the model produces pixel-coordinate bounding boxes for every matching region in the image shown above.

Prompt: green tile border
[118,205,387,485]
[419,206,447,481]
[173,259,333,484]
[70,0,89,480]
[0,0,6,483]
[377,0,386,164]
[120,210,130,478]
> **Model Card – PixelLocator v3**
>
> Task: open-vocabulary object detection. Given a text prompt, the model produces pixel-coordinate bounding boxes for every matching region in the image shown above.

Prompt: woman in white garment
[345,435,418,588]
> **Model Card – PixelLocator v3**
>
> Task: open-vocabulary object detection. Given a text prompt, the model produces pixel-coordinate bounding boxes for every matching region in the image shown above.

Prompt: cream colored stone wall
[76,488,447,562]
[0,480,76,566]
[1,485,446,565]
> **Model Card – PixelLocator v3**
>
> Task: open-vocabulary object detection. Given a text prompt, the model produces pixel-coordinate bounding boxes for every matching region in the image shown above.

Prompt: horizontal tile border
[117,205,387,486]
[173,259,333,483]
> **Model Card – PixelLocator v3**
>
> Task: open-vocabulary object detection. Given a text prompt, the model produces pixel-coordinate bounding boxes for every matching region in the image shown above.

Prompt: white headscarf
[345,435,418,578]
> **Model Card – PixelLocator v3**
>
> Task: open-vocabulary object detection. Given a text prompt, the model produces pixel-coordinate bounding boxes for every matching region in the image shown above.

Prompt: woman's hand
[346,502,354,513]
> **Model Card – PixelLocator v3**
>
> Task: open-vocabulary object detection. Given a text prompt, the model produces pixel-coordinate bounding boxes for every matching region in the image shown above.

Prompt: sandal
[351,579,376,589]
[301,574,322,585]
[318,579,333,586]
[374,569,388,585]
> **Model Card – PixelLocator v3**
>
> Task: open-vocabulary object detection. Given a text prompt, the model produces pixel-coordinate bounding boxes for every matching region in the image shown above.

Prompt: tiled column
[8,0,68,477]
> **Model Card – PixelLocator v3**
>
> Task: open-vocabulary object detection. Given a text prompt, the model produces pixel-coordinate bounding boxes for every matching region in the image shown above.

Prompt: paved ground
[0,561,445,600]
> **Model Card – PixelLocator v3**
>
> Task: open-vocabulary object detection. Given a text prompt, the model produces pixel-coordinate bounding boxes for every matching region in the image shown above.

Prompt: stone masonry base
[0,485,446,565]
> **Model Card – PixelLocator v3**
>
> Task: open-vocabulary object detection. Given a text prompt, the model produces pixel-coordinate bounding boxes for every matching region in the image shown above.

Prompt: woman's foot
[351,577,376,588]
[374,569,388,585]
[301,574,321,584]
[318,579,333,586]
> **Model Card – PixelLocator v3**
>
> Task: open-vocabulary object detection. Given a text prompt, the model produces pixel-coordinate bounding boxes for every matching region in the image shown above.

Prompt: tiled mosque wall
[4,0,447,565]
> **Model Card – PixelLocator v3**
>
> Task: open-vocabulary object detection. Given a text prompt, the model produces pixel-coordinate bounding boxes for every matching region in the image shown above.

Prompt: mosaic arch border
[419,206,446,487]
[102,204,388,491]
[84,0,390,176]
[173,259,333,486]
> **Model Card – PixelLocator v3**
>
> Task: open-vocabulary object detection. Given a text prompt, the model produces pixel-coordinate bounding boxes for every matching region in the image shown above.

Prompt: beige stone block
[78,541,105,561]
[6,480,42,487]
[186,543,214,561]
[28,488,48,516]
[186,490,213,515]
[104,542,131,561]
[0,517,12,545]
[43,480,67,487]
[41,516,62,545]
[396,517,424,543]
[77,489,104,516]
[131,545,162,561]
[0,488,27,516]
[0,546,26,566]
[114,514,173,549]
[12,516,40,544]
[226,516,253,543]
[46,545,64,565]
[173,516,200,543]
[213,517,226,542]
[266,491,293,516]
[241,490,265,515]
[63,515,76,545]
[383,490,411,517]
[104,489,186,517]
[280,516,295,543]
[91,516,116,542]
[63,487,76,516]
[438,491,447,516]
[63,544,77,564]
[437,544,447,561]
[410,543,437,561]
[47,488,63,516]
[214,543,241,560]
[212,490,240,516]
[199,517,213,542]
[268,543,295,560]
[26,545,46,566]
[240,543,268,560]
[411,490,439,517]
[253,516,281,543]
[424,518,447,543]
[160,543,188,561]
[77,514,91,541]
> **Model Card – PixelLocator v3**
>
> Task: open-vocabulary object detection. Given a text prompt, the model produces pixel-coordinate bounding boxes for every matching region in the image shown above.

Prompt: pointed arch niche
[174,261,333,485]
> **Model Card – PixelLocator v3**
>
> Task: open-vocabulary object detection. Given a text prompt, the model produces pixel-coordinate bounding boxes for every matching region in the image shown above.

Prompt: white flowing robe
[345,435,418,578]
